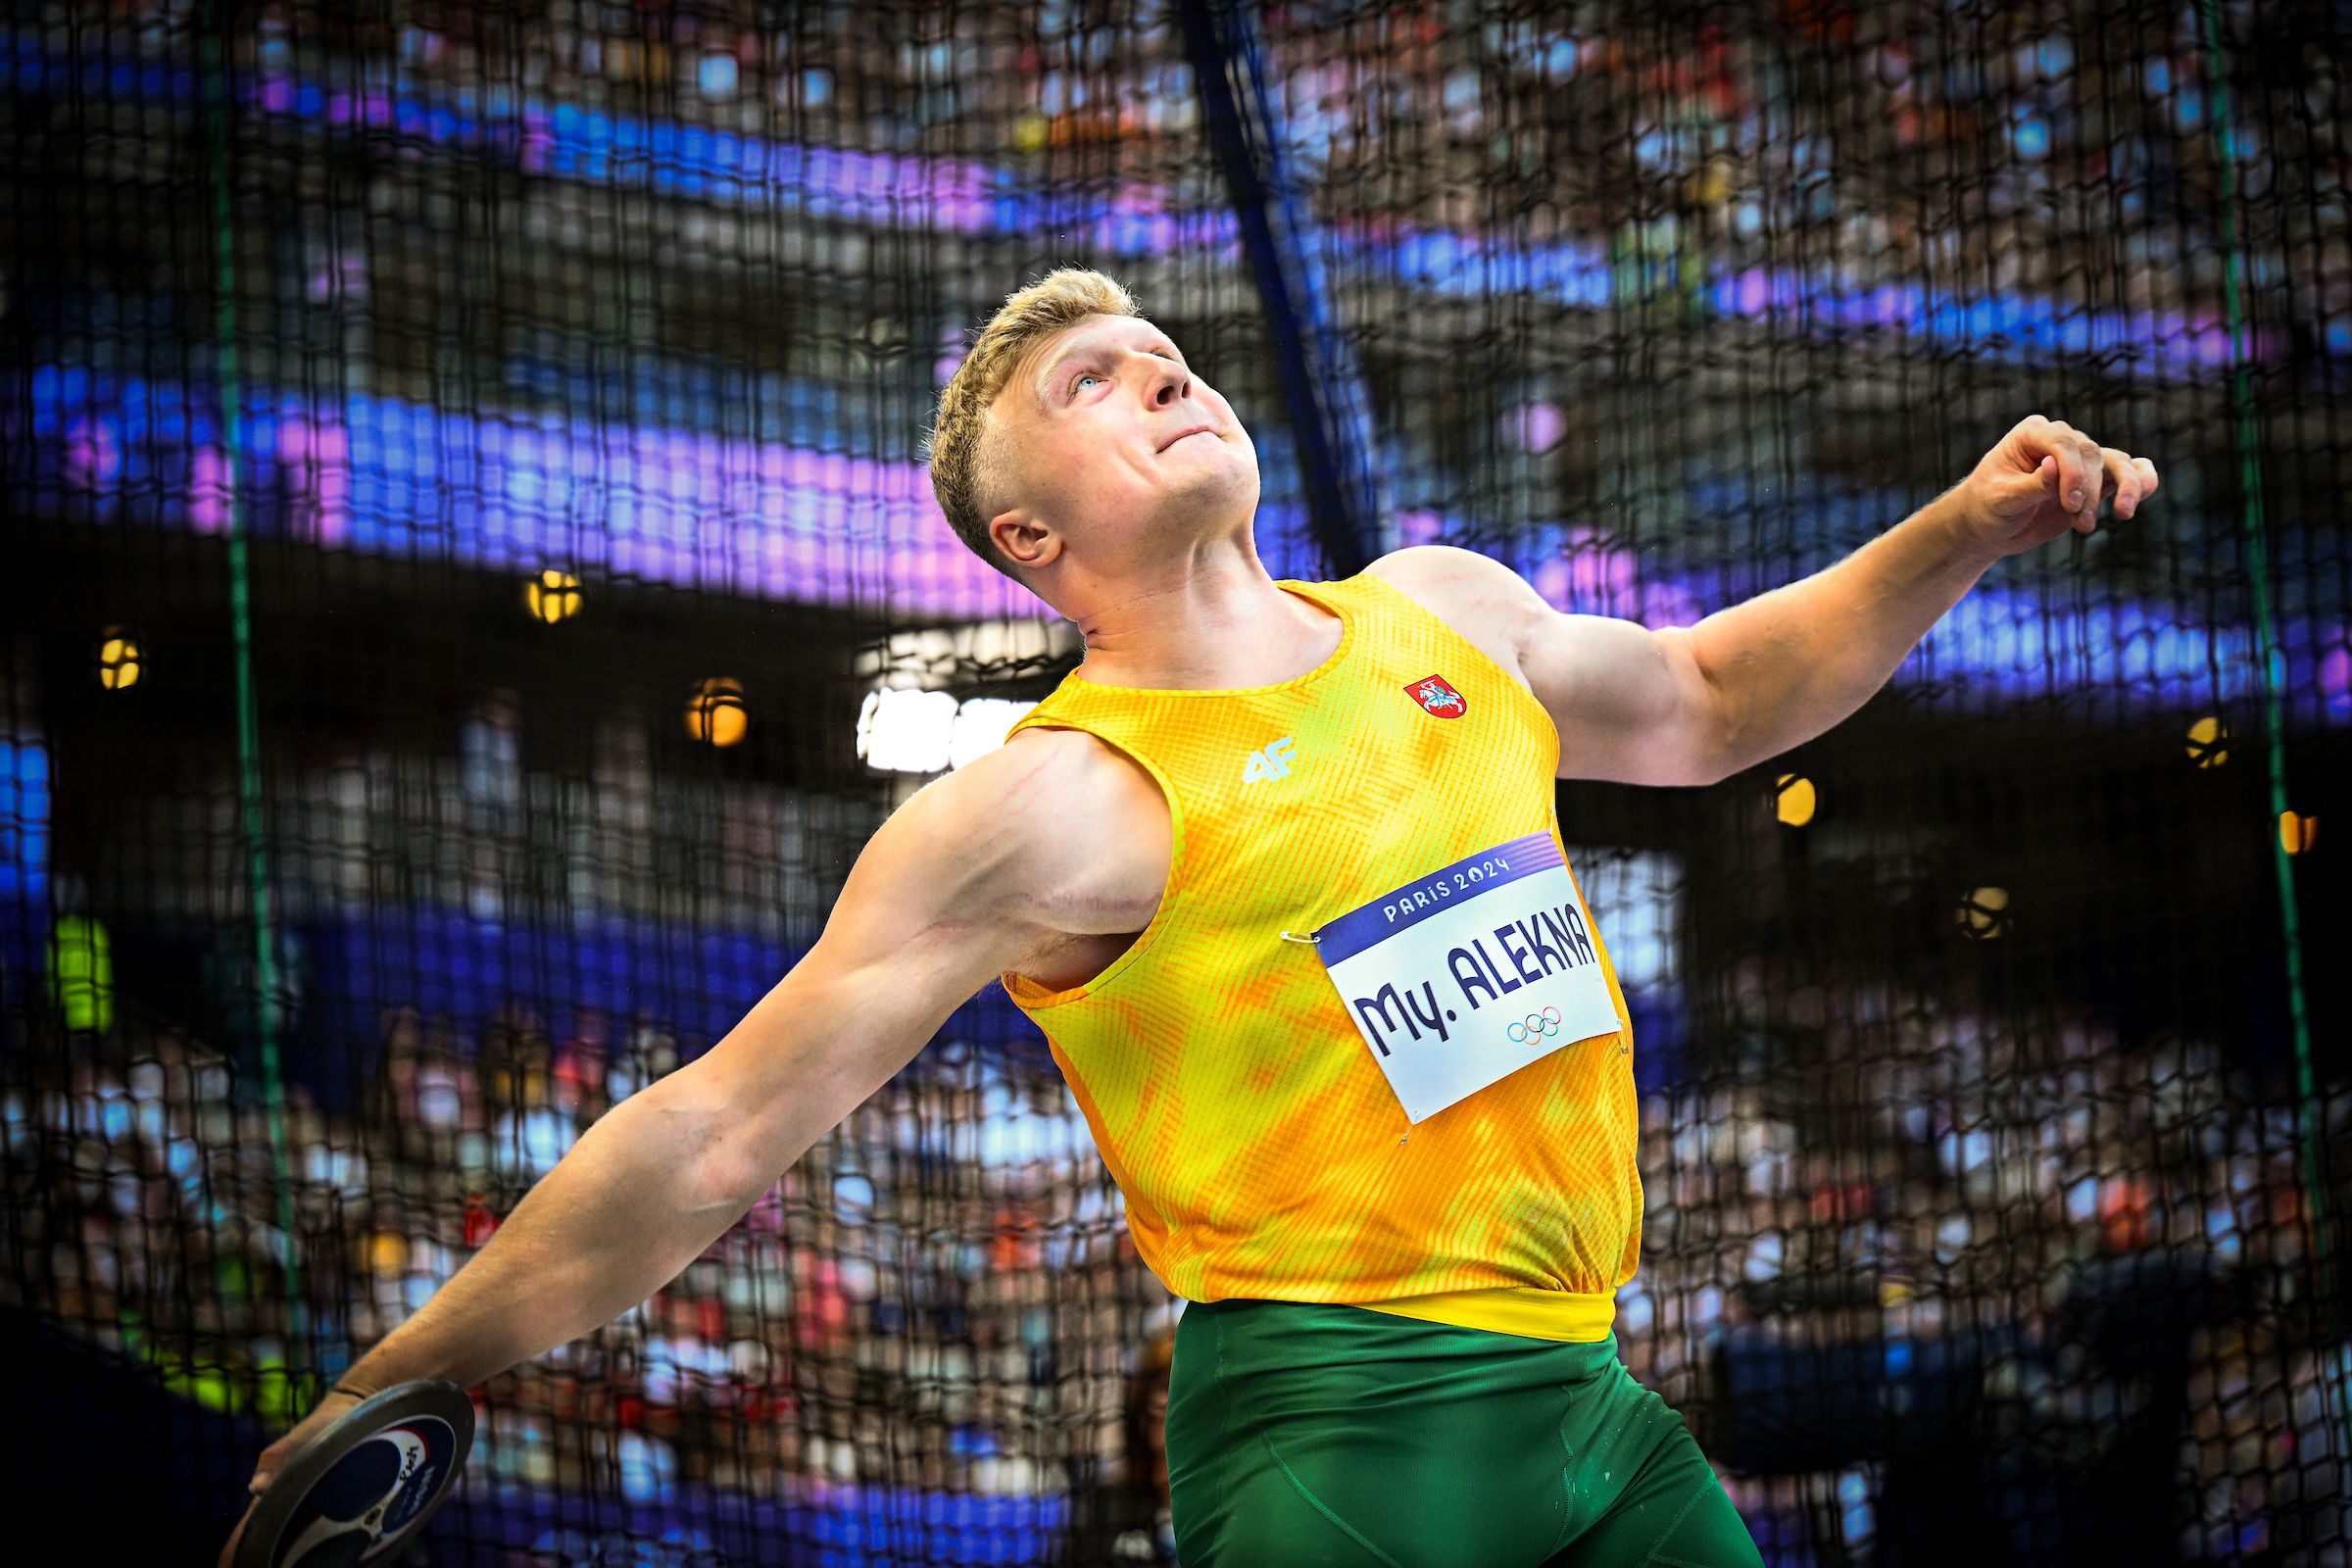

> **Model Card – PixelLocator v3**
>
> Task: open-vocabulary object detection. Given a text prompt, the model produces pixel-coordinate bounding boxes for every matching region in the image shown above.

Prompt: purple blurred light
[16,366,2345,725]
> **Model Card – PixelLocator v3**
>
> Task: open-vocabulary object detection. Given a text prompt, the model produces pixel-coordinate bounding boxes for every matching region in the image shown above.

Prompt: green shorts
[1165,1299,1765,1568]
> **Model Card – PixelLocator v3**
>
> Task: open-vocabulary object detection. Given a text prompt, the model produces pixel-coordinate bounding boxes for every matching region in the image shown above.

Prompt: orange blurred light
[686,677,749,748]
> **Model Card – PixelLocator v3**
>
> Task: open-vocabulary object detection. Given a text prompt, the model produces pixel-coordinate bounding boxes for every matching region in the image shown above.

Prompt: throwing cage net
[0,1,2346,1562]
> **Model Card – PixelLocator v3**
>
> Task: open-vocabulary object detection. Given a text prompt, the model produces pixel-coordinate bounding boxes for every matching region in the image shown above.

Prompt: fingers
[247,1434,296,1493]
[2027,416,2094,517]
[2097,450,2160,520]
[2024,416,2158,529]
[2064,427,2102,520]
[2105,450,2134,517]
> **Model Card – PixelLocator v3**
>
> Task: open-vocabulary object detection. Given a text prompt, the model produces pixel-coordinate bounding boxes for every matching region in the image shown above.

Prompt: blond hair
[928,269,1141,581]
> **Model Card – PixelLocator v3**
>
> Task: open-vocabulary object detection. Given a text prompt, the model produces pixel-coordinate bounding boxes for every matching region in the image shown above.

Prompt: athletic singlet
[1000,572,1642,1342]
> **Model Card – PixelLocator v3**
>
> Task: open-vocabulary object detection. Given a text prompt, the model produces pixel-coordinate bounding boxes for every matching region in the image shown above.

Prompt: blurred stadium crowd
[179,0,2347,344]
[4,943,2344,1559]
[5,0,2349,1563]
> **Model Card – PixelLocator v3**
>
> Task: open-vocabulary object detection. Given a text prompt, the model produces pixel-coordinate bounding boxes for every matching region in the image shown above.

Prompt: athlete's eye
[1071,371,1104,395]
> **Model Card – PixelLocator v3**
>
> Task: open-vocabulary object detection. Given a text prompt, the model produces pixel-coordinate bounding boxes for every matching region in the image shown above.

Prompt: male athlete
[226,270,2156,1566]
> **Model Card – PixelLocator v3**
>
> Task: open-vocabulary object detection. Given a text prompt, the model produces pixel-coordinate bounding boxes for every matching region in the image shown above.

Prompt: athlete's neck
[1069,555,1341,692]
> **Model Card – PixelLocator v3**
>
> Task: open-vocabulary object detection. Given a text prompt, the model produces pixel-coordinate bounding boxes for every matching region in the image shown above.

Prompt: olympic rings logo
[1505,1006,1562,1045]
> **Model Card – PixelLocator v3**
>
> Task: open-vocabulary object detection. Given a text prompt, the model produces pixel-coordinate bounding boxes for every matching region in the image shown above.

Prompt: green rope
[2194,0,2347,1446]
[200,2,312,1413]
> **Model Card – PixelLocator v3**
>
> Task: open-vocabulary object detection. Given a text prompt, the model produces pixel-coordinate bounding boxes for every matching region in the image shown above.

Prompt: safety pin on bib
[1278,930,1322,945]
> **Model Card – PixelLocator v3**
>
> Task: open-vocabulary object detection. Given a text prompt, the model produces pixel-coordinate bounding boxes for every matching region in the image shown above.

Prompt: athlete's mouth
[1156,425,1218,453]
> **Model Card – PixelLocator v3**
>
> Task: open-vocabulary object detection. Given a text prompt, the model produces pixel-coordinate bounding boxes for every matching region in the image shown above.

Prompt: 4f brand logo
[1242,734,1298,784]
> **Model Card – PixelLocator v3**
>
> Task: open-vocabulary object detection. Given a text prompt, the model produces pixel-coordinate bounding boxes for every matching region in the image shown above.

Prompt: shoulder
[854,725,1161,946]
[1363,543,1544,605]
[944,722,1170,934]
[912,721,1138,845]
[1361,545,1548,627]
[1358,545,1546,684]
[989,722,1168,855]
[989,718,1158,802]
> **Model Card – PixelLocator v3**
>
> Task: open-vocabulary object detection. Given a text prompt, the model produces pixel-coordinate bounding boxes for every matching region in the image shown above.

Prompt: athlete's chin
[1154,460,1258,519]
[1152,502,1258,551]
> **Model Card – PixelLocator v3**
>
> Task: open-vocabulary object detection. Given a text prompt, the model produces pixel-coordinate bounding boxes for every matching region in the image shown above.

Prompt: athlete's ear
[989,507,1061,573]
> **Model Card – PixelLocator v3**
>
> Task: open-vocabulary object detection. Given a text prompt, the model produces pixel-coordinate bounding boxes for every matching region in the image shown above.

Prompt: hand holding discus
[219,1380,474,1568]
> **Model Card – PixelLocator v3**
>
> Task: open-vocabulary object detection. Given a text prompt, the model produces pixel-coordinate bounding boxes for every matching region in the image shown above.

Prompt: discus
[232,1379,474,1568]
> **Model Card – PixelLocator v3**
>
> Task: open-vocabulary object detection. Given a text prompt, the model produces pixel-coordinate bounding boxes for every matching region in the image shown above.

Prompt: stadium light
[1955,886,2011,940]
[2280,811,2319,856]
[950,699,1038,771]
[525,568,584,623]
[858,688,956,773]
[1773,772,1816,827]
[97,627,141,691]
[685,678,749,748]
[856,690,1038,775]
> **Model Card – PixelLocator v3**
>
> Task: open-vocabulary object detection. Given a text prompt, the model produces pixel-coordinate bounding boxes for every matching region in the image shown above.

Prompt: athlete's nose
[1149,365,1192,408]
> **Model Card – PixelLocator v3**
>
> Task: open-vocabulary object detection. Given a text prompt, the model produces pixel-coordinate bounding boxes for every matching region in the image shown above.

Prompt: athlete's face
[983,314,1258,581]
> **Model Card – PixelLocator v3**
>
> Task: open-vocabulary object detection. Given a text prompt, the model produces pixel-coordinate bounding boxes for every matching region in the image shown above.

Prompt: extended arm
[1673,483,1997,780]
[1414,416,2159,787]
[225,737,1068,1538]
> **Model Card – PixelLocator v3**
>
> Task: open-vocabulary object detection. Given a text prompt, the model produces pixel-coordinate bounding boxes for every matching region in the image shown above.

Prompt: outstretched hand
[1956,414,2160,559]
[217,1386,371,1568]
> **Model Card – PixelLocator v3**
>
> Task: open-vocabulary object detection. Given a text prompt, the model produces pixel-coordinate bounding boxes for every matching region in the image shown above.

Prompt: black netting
[0,1,2346,1563]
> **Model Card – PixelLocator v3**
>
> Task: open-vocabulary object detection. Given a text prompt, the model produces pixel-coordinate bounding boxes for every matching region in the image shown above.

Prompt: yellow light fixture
[686,677,748,748]
[97,627,141,690]
[2280,810,2319,856]
[1955,885,2010,940]
[2184,714,2229,767]
[524,569,584,624]
[1773,773,1816,827]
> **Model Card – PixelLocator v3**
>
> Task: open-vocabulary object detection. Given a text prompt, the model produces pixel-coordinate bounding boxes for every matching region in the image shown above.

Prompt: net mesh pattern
[0,1,2346,1562]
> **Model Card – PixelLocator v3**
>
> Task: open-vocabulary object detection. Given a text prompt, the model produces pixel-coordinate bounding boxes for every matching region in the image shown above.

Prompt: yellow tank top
[1001,572,1642,1342]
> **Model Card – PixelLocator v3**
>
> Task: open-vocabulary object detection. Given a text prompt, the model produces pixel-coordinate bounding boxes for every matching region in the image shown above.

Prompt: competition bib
[1312,832,1623,1123]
